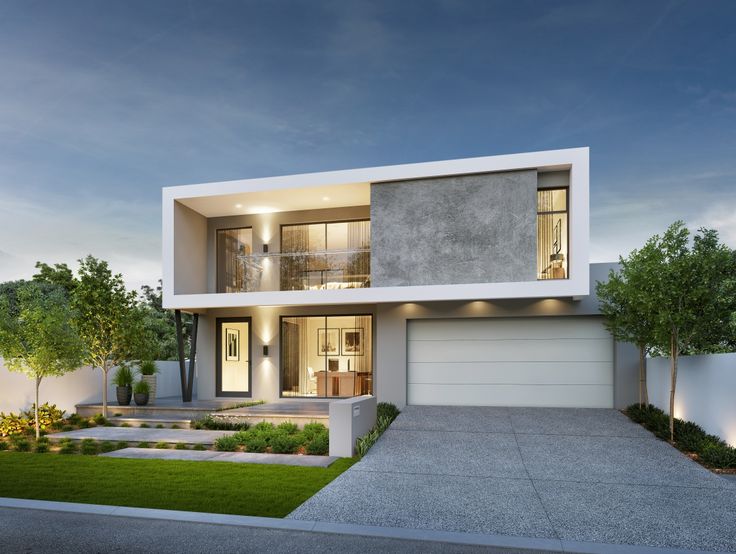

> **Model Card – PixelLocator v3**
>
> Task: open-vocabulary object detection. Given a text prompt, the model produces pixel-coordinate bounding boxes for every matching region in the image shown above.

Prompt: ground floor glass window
[281,315,373,397]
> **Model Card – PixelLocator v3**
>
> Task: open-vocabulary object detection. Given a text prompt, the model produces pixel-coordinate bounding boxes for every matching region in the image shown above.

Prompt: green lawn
[0,452,355,517]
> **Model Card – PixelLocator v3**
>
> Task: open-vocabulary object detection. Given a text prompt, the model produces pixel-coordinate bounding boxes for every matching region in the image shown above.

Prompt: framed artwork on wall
[318,328,339,356]
[225,328,240,361]
[341,327,364,356]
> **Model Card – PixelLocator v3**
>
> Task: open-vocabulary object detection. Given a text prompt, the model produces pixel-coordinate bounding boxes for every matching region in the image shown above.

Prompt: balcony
[222,247,371,293]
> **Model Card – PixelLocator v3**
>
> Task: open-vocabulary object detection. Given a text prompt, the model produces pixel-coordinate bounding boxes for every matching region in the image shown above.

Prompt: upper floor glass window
[280,220,370,291]
[537,189,568,280]
[217,227,253,293]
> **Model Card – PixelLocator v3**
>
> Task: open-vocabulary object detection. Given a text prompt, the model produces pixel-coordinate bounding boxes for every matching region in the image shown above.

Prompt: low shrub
[67,414,81,425]
[22,403,66,431]
[305,432,329,456]
[354,403,400,458]
[253,421,275,433]
[302,422,327,442]
[116,441,129,450]
[34,441,49,453]
[99,441,117,453]
[276,422,299,435]
[80,439,98,455]
[155,442,170,449]
[0,441,8,451]
[58,440,77,455]
[355,428,380,458]
[190,415,249,431]
[214,435,239,452]
[377,402,400,422]
[624,403,736,469]
[155,424,164,429]
[92,414,107,426]
[699,442,736,469]
[139,423,150,429]
[192,443,206,451]
[78,420,90,429]
[171,424,180,429]
[0,412,30,437]
[243,434,267,453]
[61,425,74,432]
[270,433,300,454]
[120,423,131,428]
[11,436,31,452]
[103,422,115,427]
[137,442,151,448]
[175,443,189,450]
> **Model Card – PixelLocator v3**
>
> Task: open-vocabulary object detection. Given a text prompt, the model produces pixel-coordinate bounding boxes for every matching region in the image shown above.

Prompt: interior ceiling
[177,182,371,217]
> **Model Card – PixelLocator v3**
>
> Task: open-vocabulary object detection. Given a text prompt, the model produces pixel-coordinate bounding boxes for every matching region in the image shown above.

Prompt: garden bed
[623,404,736,473]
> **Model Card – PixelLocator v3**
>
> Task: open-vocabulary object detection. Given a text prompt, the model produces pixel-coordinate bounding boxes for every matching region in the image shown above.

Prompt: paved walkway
[289,406,736,552]
[47,427,232,444]
[101,448,337,467]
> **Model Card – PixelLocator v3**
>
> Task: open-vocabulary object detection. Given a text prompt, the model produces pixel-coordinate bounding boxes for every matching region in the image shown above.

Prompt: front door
[216,317,251,397]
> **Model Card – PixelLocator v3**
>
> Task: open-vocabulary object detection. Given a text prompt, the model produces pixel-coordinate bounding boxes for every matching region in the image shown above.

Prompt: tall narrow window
[537,189,568,280]
[280,220,370,291]
[216,227,253,292]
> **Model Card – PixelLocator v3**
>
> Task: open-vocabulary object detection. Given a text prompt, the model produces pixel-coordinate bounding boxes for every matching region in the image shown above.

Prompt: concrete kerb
[0,497,729,554]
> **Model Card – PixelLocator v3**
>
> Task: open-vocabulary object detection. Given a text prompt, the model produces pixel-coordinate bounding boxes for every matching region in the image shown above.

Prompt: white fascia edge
[162,147,587,199]
[162,277,589,310]
[162,147,590,309]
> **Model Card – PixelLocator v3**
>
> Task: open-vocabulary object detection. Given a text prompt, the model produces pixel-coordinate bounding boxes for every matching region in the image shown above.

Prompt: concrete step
[108,416,192,429]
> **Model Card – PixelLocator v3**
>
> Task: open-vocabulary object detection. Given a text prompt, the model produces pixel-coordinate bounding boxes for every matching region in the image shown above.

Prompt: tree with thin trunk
[72,256,139,418]
[649,222,736,442]
[0,282,84,438]
[597,240,662,406]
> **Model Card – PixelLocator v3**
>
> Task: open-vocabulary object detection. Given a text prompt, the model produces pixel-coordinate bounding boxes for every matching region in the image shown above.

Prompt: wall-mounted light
[262,244,269,254]
[263,345,269,357]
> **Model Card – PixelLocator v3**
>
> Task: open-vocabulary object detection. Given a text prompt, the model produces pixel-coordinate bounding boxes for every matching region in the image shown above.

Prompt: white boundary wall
[0,359,185,415]
[648,353,736,447]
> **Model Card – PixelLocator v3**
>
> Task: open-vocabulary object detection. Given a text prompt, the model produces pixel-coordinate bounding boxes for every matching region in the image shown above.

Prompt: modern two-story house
[162,147,637,410]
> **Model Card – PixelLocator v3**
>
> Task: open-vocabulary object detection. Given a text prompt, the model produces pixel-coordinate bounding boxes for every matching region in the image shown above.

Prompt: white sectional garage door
[407,317,613,408]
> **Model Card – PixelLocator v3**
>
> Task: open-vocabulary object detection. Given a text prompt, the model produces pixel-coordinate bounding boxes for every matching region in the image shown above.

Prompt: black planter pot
[116,386,132,406]
[134,392,149,406]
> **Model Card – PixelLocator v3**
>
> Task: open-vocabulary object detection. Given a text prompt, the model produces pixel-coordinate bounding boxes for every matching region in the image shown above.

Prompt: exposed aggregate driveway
[289,406,736,552]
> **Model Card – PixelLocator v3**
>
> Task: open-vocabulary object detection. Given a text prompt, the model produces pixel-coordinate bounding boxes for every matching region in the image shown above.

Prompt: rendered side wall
[648,353,736,447]
[0,360,184,414]
[370,170,538,287]
[174,201,208,294]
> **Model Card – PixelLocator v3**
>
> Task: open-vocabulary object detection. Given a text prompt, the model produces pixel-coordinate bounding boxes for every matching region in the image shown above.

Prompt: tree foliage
[599,221,736,442]
[0,282,84,438]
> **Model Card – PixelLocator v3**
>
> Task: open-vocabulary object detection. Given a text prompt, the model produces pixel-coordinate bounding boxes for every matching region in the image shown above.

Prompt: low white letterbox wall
[329,395,377,457]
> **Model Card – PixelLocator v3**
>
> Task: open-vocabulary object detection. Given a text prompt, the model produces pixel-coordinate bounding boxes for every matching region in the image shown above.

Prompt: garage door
[407,317,613,408]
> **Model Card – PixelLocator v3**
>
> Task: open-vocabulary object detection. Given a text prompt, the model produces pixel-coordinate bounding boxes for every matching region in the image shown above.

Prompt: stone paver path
[100,448,337,467]
[47,427,232,444]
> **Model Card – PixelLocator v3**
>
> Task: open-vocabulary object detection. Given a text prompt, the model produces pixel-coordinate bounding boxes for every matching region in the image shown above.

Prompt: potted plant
[112,364,134,406]
[138,360,159,405]
[133,380,150,406]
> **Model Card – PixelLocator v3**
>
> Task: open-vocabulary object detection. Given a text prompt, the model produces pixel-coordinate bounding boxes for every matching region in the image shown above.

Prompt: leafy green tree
[32,262,77,295]
[138,281,190,360]
[0,282,84,438]
[650,222,736,441]
[597,240,662,406]
[73,256,139,417]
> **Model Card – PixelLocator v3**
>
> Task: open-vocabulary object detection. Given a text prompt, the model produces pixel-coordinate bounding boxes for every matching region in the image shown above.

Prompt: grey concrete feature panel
[370,170,538,287]
[375,263,628,409]
[174,201,208,295]
[329,395,377,457]
[206,205,370,294]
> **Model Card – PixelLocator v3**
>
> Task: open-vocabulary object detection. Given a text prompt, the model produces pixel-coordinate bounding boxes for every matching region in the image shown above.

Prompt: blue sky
[1,0,735,289]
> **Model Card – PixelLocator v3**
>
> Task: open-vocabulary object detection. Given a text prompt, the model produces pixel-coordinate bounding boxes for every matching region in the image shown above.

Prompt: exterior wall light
[263,345,269,357]
[262,244,269,254]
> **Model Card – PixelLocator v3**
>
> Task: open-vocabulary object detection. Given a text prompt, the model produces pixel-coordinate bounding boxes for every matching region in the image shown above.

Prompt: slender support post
[175,309,187,401]
[186,313,199,402]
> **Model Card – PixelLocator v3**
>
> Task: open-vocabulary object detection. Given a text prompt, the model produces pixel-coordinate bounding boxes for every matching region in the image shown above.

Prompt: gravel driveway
[289,406,736,552]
